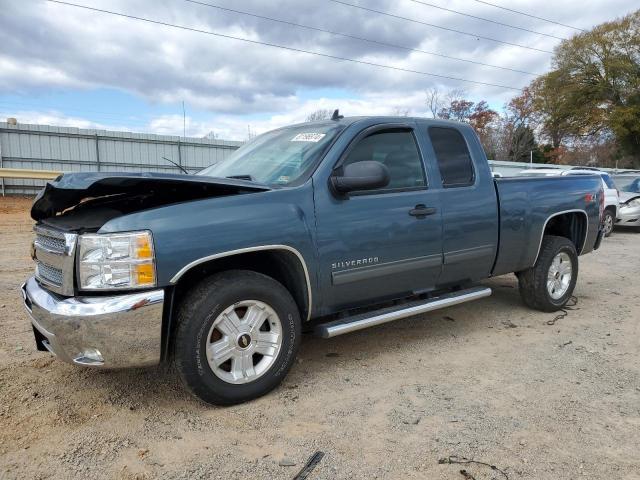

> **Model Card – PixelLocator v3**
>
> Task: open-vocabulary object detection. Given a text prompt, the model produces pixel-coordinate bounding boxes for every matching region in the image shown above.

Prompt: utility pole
[182,101,186,139]
[0,141,4,197]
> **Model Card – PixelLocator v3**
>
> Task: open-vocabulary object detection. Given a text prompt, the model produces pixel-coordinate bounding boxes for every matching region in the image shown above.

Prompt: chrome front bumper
[21,277,164,368]
[615,206,640,226]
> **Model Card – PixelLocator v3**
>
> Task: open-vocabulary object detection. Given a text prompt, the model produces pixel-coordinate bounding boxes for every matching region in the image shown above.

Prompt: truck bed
[492,175,602,276]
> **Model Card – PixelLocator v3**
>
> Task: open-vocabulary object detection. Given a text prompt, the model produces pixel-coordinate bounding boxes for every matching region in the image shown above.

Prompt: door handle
[409,204,437,218]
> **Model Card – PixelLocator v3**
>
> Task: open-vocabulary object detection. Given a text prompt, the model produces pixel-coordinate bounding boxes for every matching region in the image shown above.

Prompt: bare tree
[305,109,331,122]
[391,106,410,117]
[425,87,442,118]
[446,88,467,105]
[431,88,468,119]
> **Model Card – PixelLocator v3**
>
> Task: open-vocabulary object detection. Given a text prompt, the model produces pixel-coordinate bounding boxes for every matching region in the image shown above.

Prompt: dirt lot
[0,196,639,480]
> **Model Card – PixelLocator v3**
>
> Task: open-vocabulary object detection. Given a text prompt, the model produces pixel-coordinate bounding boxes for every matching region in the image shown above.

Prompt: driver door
[313,123,443,313]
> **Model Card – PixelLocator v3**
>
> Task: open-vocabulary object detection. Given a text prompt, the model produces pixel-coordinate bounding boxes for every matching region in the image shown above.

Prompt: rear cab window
[428,127,475,188]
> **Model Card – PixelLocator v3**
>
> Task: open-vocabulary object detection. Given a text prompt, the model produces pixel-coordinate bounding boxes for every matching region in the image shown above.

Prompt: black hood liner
[31,172,270,221]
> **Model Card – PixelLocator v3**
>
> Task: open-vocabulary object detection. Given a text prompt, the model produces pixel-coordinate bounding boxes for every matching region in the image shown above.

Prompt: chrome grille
[36,261,64,286]
[35,232,66,253]
[33,226,77,296]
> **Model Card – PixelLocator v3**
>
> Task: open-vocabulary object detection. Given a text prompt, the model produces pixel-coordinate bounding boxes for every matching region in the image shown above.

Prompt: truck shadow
[612,227,640,235]
[59,276,527,408]
[298,276,523,361]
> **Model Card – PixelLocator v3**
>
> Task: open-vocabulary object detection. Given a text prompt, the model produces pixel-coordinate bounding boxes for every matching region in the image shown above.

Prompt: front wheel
[173,270,301,405]
[517,235,578,312]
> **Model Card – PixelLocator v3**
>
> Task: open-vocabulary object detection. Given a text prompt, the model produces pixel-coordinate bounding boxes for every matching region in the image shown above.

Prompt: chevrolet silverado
[22,116,605,405]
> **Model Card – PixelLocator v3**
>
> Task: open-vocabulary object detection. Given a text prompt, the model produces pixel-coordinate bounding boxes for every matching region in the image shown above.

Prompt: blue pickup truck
[22,116,604,405]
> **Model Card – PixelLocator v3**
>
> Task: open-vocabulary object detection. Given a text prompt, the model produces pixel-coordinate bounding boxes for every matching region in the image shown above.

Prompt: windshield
[601,174,616,189]
[613,176,640,193]
[198,122,345,186]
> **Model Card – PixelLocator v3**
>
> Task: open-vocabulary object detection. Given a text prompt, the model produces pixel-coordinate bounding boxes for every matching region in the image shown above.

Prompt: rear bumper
[21,276,164,368]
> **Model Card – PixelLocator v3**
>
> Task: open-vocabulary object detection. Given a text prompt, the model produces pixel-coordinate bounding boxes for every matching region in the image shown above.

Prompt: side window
[342,129,426,191]
[428,127,475,187]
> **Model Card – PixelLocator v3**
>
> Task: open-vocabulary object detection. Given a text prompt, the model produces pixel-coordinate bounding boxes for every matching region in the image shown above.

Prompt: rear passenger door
[420,124,499,286]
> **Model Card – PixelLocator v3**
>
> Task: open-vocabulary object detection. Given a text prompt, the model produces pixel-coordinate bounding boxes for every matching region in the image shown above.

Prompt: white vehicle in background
[612,174,640,231]
[518,168,564,177]
[519,167,620,237]
[563,169,619,237]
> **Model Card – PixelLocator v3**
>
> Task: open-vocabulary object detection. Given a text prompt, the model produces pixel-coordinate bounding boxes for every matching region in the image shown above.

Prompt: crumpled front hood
[619,191,640,205]
[31,172,270,221]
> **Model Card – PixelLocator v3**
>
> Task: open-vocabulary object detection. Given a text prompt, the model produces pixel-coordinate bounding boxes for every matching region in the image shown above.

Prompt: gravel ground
[1,196,639,480]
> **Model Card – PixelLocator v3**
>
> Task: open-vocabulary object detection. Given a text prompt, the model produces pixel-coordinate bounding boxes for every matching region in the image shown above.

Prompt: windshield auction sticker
[291,133,326,142]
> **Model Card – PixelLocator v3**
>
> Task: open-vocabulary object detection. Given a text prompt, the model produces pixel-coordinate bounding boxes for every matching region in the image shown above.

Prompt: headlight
[78,231,156,290]
[625,198,640,208]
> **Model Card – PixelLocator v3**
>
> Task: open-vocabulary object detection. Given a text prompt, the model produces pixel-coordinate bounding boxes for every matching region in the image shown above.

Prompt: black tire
[517,235,578,312]
[602,209,615,237]
[173,270,301,405]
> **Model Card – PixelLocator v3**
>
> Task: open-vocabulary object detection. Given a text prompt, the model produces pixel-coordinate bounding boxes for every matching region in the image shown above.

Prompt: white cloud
[0,0,636,136]
[1,90,431,140]
[198,93,420,138]
[0,109,130,131]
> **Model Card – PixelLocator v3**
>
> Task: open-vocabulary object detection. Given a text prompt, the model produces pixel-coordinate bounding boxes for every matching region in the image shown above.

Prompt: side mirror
[331,161,390,194]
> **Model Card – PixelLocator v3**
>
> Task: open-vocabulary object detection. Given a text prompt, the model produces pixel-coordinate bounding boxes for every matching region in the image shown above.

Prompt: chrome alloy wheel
[205,300,283,385]
[547,252,573,300]
[603,213,614,235]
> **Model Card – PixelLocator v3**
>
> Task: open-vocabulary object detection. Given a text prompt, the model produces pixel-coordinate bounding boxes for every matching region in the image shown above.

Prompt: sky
[0,0,636,140]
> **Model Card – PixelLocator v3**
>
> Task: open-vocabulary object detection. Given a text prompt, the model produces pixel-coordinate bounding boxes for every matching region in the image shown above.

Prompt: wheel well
[542,211,588,255]
[605,205,617,216]
[172,250,310,322]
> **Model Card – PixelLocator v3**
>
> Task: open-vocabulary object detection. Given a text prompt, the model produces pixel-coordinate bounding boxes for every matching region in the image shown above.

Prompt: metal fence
[0,122,243,195]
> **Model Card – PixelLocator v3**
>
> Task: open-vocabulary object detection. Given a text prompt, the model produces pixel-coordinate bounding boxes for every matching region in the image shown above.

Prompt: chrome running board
[314,286,492,338]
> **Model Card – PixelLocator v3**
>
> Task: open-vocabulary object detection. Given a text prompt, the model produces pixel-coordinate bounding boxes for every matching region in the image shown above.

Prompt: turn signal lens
[135,263,155,286]
[136,235,153,259]
[598,186,605,222]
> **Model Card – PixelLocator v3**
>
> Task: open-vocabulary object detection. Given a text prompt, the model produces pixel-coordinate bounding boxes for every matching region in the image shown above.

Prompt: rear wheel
[173,270,301,405]
[602,210,615,237]
[517,235,578,312]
